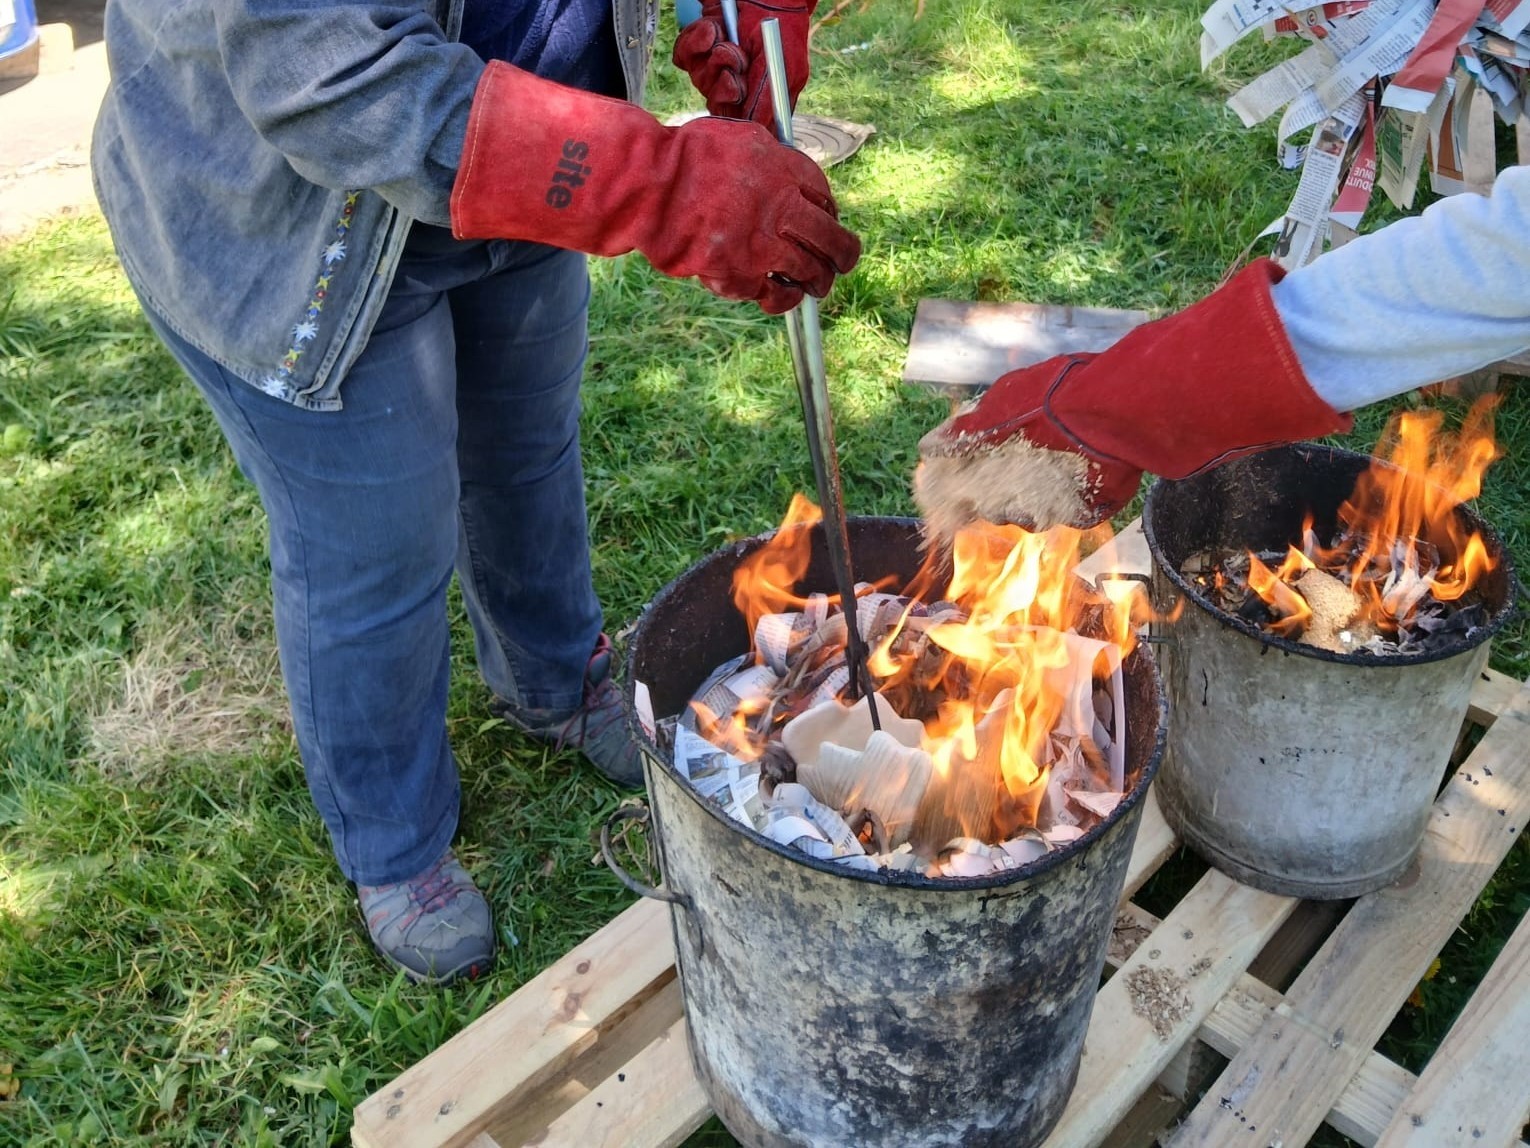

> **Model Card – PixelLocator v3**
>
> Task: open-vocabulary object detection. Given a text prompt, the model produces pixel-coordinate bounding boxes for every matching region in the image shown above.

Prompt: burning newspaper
[1206,0,1530,266]
[647,500,1143,880]
[1182,400,1501,655]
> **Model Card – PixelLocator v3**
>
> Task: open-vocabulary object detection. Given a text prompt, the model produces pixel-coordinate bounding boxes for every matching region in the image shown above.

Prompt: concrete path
[1,2,110,240]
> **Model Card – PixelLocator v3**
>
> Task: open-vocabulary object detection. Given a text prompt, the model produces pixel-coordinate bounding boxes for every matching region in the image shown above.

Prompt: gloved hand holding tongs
[451,60,857,315]
[674,0,816,133]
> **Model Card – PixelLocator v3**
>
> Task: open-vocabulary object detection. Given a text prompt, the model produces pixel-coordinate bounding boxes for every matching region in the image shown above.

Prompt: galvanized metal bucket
[615,516,1166,1148]
[1143,444,1517,899]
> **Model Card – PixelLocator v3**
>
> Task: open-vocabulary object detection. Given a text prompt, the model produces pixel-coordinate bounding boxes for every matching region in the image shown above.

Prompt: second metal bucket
[621,517,1167,1148]
[1143,444,1517,899]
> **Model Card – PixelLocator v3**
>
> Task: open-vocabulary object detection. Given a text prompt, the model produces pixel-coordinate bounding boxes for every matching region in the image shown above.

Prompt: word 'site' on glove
[450,61,859,314]
[672,0,814,131]
[913,261,1352,543]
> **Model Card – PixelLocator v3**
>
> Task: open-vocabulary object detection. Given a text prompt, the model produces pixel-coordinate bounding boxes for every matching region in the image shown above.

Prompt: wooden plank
[1245,899,1350,992]
[1166,680,1530,1148]
[1496,350,1530,380]
[1108,905,1530,1147]
[1042,869,1298,1147]
[1122,787,1178,903]
[1193,975,1419,1146]
[351,897,677,1148]
[1109,898,1341,1104]
[1106,903,1524,1147]
[1468,667,1521,729]
[1374,908,1530,1147]
[1109,901,1226,1106]
[1098,1087,1186,1148]
[1158,899,1343,1104]
[902,299,1151,397]
[518,1017,710,1148]
[488,979,686,1146]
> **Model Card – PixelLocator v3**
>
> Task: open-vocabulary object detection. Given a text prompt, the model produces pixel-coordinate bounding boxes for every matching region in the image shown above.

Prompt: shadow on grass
[2,1,1527,1142]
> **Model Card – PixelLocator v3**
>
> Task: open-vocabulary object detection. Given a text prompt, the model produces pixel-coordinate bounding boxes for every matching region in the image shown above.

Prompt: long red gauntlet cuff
[916,261,1352,534]
[450,62,859,314]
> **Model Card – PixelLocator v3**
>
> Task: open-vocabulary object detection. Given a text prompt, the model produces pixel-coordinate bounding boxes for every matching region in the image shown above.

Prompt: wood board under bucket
[352,520,1530,1148]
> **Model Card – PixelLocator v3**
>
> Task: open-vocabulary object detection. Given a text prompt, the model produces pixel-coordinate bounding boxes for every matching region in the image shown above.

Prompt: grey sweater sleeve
[1271,164,1530,412]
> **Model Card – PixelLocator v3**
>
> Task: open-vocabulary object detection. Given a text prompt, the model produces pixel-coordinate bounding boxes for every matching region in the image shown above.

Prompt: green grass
[2,1,1528,1144]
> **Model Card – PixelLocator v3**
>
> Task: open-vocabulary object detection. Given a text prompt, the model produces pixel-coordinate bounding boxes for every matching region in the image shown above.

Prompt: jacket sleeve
[1272,163,1530,411]
[209,1,482,223]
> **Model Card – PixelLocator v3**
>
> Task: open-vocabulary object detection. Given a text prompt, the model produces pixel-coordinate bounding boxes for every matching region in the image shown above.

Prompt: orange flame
[1247,552,1312,638]
[1246,399,1500,635]
[691,697,770,763]
[731,493,825,637]
[729,509,1141,840]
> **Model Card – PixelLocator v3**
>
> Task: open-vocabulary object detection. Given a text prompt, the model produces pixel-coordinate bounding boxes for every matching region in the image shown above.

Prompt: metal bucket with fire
[1143,441,1517,900]
[610,516,1166,1148]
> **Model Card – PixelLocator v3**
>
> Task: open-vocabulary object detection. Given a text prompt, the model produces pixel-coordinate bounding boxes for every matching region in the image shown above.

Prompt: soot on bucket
[619,516,1166,1148]
[1144,441,1516,899]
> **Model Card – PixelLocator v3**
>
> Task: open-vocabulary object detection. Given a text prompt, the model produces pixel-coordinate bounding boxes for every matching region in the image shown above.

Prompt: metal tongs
[759,21,879,725]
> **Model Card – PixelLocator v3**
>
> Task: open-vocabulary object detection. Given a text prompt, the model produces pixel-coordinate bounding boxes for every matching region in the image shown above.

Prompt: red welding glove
[450,61,859,314]
[672,0,815,132]
[913,260,1353,540]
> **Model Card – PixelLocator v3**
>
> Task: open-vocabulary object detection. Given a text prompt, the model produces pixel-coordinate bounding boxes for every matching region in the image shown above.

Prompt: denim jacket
[92,0,657,410]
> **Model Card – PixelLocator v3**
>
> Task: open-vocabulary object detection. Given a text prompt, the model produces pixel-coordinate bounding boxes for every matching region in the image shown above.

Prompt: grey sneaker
[357,850,495,985]
[493,633,645,788]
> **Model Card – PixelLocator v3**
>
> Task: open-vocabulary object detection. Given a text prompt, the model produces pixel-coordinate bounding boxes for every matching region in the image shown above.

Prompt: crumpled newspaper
[657,589,1132,878]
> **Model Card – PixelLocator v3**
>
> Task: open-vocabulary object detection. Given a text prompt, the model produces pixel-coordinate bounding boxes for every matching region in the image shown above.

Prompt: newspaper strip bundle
[1206,0,1530,267]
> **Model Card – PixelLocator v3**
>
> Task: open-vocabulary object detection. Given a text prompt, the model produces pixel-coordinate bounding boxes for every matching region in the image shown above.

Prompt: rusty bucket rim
[1142,442,1520,669]
[624,514,1168,892]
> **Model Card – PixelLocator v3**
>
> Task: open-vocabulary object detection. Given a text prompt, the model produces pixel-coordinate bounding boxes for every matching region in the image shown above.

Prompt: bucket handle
[600,804,690,907]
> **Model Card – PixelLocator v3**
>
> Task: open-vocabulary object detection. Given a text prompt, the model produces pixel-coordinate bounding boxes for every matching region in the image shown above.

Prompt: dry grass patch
[84,600,288,779]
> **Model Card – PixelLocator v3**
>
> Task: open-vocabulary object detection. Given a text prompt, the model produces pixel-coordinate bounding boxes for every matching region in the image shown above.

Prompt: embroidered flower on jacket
[273,191,362,386]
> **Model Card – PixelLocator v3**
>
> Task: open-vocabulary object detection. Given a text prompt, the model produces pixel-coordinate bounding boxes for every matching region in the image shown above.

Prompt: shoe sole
[370,939,496,987]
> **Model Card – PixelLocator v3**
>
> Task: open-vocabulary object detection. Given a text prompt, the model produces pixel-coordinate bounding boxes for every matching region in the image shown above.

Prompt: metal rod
[760,19,879,721]
[720,0,740,46]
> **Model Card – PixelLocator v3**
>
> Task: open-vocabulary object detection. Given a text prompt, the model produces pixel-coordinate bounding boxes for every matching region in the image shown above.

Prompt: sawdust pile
[1125,966,1192,1039]
[913,434,1092,543]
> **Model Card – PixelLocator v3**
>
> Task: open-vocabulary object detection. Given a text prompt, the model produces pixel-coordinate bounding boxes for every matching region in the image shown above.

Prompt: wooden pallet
[354,529,1530,1148]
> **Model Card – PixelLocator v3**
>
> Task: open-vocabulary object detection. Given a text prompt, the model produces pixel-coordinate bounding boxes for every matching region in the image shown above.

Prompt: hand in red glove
[913,261,1352,542]
[451,62,857,314]
[672,0,814,132]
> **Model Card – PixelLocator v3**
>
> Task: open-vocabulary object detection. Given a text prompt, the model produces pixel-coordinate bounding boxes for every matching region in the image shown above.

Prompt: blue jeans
[144,227,603,885]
